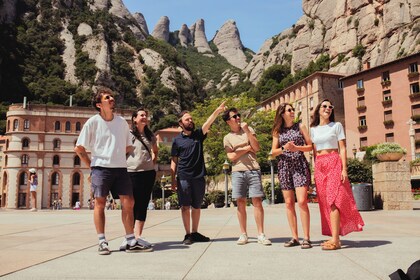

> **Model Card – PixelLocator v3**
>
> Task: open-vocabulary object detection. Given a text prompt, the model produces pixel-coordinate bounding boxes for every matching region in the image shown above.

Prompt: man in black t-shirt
[171,101,226,245]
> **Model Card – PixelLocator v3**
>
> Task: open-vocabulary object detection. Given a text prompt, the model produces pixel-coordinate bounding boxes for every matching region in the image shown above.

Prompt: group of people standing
[75,86,364,255]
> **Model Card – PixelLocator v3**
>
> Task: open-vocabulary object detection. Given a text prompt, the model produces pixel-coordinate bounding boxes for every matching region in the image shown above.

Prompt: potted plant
[371,142,407,161]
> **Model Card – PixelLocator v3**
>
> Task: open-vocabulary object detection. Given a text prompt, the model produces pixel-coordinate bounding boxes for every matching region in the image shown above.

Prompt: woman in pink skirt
[310,99,364,250]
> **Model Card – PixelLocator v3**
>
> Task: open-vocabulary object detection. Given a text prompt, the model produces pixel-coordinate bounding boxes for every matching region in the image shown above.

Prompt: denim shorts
[177,177,206,209]
[91,167,133,198]
[231,170,264,199]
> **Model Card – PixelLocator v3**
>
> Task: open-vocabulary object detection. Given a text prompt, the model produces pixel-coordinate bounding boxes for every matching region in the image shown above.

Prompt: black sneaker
[126,241,153,253]
[98,241,110,255]
[191,232,210,242]
[183,234,193,245]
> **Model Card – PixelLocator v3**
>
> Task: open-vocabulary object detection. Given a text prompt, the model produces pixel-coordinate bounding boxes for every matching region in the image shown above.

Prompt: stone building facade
[1,104,132,209]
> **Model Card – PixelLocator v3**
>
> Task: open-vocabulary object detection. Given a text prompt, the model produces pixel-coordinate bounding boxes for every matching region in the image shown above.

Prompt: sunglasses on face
[286,108,295,113]
[229,113,241,120]
[102,95,114,101]
[321,105,334,109]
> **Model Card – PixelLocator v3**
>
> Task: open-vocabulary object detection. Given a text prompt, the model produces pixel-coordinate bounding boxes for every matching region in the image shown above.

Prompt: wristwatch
[281,146,284,151]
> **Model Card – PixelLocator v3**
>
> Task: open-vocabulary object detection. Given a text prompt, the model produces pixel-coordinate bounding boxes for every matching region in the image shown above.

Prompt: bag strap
[131,131,152,158]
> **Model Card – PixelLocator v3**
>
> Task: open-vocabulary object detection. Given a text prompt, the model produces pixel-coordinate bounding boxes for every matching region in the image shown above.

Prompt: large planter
[376,152,404,161]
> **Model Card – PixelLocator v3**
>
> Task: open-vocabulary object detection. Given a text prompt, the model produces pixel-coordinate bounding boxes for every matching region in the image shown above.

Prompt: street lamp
[268,152,276,205]
[161,174,167,210]
[222,160,230,208]
[352,144,357,159]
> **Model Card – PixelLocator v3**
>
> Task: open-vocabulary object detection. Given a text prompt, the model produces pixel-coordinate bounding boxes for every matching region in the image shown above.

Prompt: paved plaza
[0,204,419,280]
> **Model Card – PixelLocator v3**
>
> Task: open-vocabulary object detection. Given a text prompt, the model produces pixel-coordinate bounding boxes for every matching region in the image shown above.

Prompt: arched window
[4,155,7,166]
[75,122,81,132]
[21,154,29,165]
[65,121,71,132]
[53,139,61,150]
[7,120,10,132]
[51,172,59,185]
[5,139,8,150]
[53,155,60,166]
[23,119,30,130]
[19,172,28,185]
[13,119,19,131]
[54,121,61,131]
[22,138,30,149]
[73,173,80,185]
[74,155,81,167]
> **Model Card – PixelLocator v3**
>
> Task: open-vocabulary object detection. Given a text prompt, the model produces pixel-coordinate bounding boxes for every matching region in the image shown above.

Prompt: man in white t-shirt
[74,86,151,255]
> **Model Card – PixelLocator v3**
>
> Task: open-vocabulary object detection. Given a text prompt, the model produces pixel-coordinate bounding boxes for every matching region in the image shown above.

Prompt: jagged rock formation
[61,21,78,84]
[179,24,193,47]
[190,19,212,53]
[152,16,170,42]
[83,32,111,75]
[213,20,248,69]
[0,0,16,23]
[133,12,149,36]
[245,0,420,83]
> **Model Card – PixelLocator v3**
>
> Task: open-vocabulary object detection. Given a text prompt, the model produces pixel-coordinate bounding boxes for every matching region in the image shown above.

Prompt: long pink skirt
[315,152,364,236]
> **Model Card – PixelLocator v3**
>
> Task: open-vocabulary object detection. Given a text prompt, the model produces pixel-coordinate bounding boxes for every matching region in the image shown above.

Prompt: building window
[385,133,394,142]
[338,80,343,89]
[415,129,420,147]
[21,154,29,165]
[13,119,19,131]
[357,96,365,107]
[19,172,28,185]
[409,63,418,73]
[357,79,364,89]
[360,137,368,148]
[5,155,7,166]
[298,102,302,112]
[359,116,367,126]
[53,155,60,166]
[22,138,30,149]
[74,156,81,167]
[412,104,420,116]
[382,71,390,82]
[309,97,314,109]
[411,82,420,94]
[384,110,392,121]
[53,139,61,150]
[75,122,81,132]
[73,173,81,185]
[23,119,30,130]
[51,172,59,185]
[65,121,71,132]
[54,121,61,131]
[383,90,391,101]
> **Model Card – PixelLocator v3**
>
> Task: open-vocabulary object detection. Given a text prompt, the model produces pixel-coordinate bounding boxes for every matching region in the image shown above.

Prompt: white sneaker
[119,239,127,251]
[137,237,153,248]
[257,234,272,246]
[30,208,37,212]
[237,233,248,245]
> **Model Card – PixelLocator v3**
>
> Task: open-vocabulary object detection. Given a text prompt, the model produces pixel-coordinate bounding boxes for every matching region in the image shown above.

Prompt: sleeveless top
[278,122,306,160]
[31,175,38,186]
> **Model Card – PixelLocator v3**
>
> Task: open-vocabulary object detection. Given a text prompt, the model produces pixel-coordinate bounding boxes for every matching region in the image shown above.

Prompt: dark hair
[92,86,113,112]
[271,103,291,135]
[310,99,335,127]
[131,107,153,141]
[177,110,190,123]
[222,108,238,122]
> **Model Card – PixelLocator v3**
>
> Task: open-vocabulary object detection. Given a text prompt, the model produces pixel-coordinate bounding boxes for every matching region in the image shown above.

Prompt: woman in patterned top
[310,99,364,250]
[271,103,313,249]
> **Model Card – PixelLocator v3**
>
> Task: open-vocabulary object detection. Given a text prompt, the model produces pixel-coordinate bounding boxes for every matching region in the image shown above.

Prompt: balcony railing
[358,125,367,131]
[381,80,391,87]
[408,72,419,78]
[410,92,420,100]
[383,120,394,126]
[356,105,366,111]
[412,115,420,122]
[382,99,392,106]
[356,87,365,93]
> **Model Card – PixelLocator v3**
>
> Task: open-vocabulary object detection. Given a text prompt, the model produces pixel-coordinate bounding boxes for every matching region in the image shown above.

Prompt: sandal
[301,239,312,249]
[321,240,342,247]
[284,238,300,247]
[322,242,341,250]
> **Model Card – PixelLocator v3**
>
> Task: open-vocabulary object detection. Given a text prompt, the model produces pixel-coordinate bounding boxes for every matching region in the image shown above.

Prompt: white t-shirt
[310,122,345,151]
[76,114,131,168]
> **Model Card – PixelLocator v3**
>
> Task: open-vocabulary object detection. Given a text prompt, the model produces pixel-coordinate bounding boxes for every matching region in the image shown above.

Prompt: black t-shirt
[171,128,207,179]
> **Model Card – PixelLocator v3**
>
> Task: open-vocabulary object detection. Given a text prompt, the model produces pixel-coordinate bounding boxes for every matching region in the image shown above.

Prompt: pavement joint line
[340,252,383,279]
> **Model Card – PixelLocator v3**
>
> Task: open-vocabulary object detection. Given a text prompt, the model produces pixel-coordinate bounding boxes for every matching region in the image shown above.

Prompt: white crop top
[310,122,345,151]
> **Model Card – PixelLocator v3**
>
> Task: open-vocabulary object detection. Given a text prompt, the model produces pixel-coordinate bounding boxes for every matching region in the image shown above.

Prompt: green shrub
[371,142,407,157]
[207,190,226,207]
[347,159,372,183]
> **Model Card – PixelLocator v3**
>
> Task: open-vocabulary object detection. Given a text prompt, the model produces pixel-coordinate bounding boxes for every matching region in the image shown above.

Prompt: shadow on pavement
[341,240,392,248]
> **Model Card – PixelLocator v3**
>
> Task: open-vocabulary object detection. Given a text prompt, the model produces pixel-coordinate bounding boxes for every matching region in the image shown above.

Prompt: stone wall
[372,161,412,210]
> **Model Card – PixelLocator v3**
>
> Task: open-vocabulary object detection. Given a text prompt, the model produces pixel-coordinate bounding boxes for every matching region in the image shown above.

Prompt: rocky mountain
[246,0,420,83]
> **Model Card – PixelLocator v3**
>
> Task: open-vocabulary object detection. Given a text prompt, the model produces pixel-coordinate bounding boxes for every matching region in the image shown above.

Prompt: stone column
[372,161,412,210]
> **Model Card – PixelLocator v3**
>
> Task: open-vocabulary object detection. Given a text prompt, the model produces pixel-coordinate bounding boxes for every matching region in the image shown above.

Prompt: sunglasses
[286,108,295,112]
[229,113,241,120]
[102,95,114,101]
[321,105,334,109]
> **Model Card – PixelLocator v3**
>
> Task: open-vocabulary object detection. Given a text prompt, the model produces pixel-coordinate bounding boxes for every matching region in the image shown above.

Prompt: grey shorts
[231,170,264,199]
[91,167,133,198]
[177,177,206,209]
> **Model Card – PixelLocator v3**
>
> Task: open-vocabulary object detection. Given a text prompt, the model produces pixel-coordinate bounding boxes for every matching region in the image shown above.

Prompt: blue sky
[123,0,303,52]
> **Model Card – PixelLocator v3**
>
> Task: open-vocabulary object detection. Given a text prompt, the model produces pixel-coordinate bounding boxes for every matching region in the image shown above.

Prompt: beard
[184,122,195,131]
